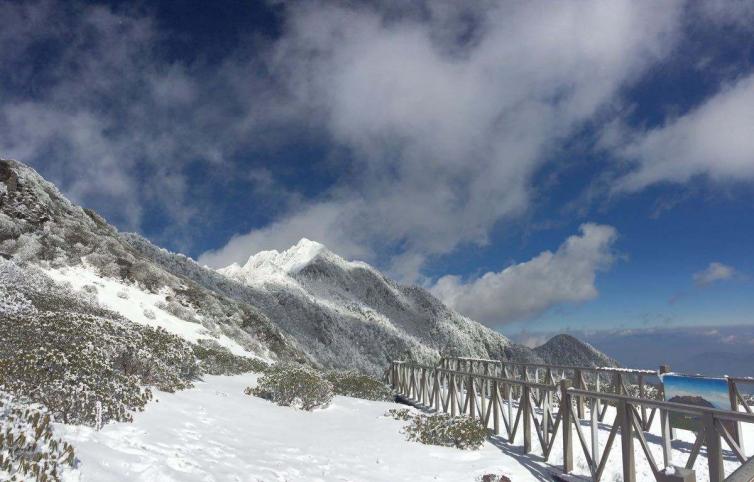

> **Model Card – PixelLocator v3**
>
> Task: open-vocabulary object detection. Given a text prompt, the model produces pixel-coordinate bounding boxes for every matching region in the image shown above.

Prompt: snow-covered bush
[402,413,487,450]
[326,370,393,401]
[0,391,76,481]
[385,408,413,421]
[246,363,333,410]
[112,326,199,393]
[479,474,511,482]
[193,341,269,375]
[0,312,152,425]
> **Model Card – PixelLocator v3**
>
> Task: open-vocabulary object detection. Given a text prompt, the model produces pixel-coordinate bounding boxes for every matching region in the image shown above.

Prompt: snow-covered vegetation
[0,159,300,365]
[0,391,76,482]
[246,363,334,410]
[326,370,394,401]
[192,340,270,376]
[388,409,489,450]
[0,259,199,425]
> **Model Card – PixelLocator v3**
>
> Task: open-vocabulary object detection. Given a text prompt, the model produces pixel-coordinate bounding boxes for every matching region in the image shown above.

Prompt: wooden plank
[716,418,746,463]
[725,456,754,482]
[543,407,562,460]
[595,415,620,482]
[569,403,596,477]
[511,393,523,444]
[685,424,706,470]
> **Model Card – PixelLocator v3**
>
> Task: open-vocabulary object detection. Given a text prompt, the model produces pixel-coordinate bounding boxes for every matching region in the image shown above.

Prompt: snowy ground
[57,374,547,482]
[57,374,754,482]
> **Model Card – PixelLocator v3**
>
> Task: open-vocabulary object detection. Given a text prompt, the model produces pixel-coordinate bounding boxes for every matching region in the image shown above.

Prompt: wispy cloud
[693,261,736,287]
[430,224,618,326]
[612,74,754,192]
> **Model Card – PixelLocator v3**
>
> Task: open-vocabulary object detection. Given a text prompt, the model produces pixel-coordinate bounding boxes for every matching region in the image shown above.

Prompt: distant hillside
[534,334,620,368]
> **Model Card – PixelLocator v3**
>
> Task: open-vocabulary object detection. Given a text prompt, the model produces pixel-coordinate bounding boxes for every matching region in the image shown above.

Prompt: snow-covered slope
[0,158,300,362]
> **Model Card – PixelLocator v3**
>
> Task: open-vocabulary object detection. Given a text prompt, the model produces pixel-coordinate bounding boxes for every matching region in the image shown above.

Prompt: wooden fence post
[705,412,724,482]
[619,399,636,482]
[433,370,440,411]
[492,380,500,435]
[450,373,457,416]
[659,364,676,441]
[523,384,531,453]
[560,380,573,473]
[728,378,745,452]
[575,368,584,419]
[469,375,476,419]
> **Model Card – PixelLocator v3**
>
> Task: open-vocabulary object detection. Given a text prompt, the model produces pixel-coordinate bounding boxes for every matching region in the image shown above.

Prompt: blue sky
[1,0,753,339]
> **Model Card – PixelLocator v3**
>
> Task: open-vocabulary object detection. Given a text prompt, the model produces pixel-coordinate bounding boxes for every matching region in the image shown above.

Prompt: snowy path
[58,374,548,482]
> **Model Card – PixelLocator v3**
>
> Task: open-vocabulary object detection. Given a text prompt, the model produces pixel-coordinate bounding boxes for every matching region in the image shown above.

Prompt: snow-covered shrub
[0,312,153,425]
[326,370,393,401]
[479,474,511,482]
[0,212,20,241]
[112,326,199,393]
[246,363,333,410]
[0,390,76,481]
[403,413,487,450]
[155,298,201,324]
[193,341,269,375]
[385,408,413,421]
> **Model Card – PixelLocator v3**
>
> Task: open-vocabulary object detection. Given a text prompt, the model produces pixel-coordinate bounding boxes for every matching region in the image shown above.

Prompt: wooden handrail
[569,388,754,423]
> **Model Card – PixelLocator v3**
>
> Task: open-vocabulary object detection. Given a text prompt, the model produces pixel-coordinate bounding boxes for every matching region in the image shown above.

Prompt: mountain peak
[218,238,344,284]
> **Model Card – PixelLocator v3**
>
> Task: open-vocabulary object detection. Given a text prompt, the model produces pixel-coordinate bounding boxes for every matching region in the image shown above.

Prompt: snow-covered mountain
[212,238,544,373]
[1,158,615,375]
[534,334,619,368]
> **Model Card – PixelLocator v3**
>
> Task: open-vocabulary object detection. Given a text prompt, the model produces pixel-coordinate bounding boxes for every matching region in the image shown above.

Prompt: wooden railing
[388,360,754,482]
[441,356,664,430]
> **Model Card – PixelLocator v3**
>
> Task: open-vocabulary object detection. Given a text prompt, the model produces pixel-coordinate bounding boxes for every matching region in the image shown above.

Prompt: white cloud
[0,1,298,232]
[201,1,682,270]
[430,223,618,326]
[693,262,736,287]
[614,73,754,191]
